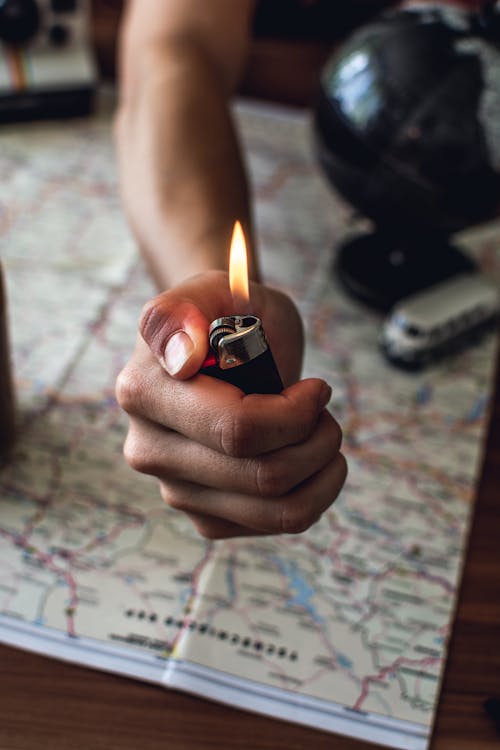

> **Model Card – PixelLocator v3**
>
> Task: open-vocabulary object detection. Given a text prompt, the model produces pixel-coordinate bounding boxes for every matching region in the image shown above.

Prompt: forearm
[114,38,257,290]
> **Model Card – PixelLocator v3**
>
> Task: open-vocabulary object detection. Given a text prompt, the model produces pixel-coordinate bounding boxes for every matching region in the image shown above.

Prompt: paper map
[0,94,499,750]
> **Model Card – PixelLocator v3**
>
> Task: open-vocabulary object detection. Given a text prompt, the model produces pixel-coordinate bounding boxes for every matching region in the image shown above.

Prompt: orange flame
[229,221,250,311]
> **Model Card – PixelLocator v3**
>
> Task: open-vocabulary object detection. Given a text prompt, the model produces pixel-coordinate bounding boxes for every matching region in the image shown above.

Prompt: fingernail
[163,331,194,376]
[319,383,332,409]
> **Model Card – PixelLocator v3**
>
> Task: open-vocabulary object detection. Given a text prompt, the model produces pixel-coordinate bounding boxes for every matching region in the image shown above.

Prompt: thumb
[139,293,210,379]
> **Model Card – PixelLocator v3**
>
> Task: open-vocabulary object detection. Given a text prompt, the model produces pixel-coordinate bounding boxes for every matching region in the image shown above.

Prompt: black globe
[314,3,500,309]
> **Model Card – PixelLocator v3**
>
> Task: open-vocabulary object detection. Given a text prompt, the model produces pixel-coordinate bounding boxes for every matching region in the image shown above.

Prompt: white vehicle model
[380,273,500,368]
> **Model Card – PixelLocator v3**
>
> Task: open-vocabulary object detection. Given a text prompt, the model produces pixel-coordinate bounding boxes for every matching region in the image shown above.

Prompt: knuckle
[123,431,155,475]
[338,452,348,484]
[194,521,222,540]
[330,418,343,453]
[255,457,291,497]
[115,366,144,414]
[159,482,185,511]
[278,502,317,535]
[215,411,255,458]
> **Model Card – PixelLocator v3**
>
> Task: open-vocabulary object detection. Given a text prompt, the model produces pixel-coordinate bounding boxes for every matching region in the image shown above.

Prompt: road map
[0,94,499,750]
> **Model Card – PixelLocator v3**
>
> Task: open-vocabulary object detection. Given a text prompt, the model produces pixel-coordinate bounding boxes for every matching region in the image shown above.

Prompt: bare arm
[114,0,258,289]
[114,0,347,540]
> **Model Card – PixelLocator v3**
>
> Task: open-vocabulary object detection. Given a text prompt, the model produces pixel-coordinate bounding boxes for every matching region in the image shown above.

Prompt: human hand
[116,270,347,538]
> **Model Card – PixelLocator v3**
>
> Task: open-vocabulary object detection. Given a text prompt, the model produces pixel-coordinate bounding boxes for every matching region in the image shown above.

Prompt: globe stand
[334,229,477,312]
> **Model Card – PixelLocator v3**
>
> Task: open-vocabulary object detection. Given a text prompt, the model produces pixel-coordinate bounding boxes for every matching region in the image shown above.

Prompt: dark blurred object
[242,0,397,103]
[89,0,397,106]
[0,263,16,464]
[0,0,97,122]
[252,0,393,41]
[315,2,500,310]
[483,696,500,735]
[477,0,500,37]
[89,0,121,79]
[0,0,40,45]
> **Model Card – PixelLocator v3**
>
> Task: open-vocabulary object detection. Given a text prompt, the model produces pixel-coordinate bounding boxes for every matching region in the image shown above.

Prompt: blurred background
[90,0,412,105]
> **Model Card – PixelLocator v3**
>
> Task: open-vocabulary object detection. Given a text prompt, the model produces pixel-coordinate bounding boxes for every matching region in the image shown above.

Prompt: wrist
[114,41,259,289]
[134,213,258,290]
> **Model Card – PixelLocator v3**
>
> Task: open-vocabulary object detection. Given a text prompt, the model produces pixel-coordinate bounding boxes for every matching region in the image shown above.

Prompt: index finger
[116,341,331,458]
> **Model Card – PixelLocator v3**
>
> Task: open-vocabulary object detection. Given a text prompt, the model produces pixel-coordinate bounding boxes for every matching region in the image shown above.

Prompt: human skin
[114,0,347,538]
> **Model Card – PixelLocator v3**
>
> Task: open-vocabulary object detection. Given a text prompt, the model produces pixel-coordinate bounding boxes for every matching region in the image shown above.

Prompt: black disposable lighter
[200,314,283,395]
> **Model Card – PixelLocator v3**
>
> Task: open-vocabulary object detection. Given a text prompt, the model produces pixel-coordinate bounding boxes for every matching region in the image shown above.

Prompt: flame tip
[229,220,250,309]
